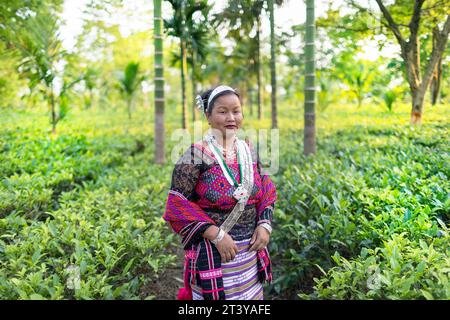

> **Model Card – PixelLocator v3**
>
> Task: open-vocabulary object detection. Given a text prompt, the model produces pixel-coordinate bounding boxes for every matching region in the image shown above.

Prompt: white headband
[195,85,236,114]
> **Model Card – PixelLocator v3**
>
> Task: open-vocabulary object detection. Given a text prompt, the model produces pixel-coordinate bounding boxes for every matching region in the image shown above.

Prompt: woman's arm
[163,145,216,248]
[204,225,238,262]
[203,225,220,240]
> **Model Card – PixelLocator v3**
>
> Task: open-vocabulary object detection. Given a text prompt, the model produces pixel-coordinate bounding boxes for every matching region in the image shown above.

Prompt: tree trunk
[357,94,363,108]
[180,40,188,129]
[50,84,56,134]
[430,57,442,106]
[304,0,316,155]
[191,57,197,122]
[180,0,188,129]
[269,0,278,129]
[154,0,165,164]
[248,85,254,116]
[89,89,94,109]
[410,87,426,124]
[402,27,449,125]
[431,27,443,106]
[127,96,132,119]
[375,0,450,124]
[256,16,262,120]
[240,81,246,114]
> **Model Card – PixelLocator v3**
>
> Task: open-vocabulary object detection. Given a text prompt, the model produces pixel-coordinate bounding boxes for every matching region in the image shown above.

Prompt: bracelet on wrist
[211,228,225,245]
[258,222,272,234]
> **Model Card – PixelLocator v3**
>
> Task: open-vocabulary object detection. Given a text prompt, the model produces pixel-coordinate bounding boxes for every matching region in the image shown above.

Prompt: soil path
[140,246,184,300]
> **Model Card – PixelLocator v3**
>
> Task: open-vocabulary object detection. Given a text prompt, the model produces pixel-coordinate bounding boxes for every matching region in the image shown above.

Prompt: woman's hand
[204,226,238,262]
[216,233,238,263]
[249,225,270,252]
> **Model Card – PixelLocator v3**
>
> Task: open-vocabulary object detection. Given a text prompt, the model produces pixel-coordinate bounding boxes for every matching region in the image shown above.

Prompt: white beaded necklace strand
[205,133,237,163]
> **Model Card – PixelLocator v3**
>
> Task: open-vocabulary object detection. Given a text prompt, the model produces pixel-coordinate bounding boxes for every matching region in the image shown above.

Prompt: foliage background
[0,0,448,299]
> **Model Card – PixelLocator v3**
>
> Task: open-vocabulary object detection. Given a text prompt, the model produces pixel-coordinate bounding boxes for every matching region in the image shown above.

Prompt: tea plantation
[0,103,448,299]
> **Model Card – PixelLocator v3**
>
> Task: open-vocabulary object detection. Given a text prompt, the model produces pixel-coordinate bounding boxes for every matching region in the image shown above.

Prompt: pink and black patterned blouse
[163,140,277,299]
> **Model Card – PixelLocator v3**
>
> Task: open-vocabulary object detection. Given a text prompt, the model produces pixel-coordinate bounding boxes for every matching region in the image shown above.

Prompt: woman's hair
[199,87,240,115]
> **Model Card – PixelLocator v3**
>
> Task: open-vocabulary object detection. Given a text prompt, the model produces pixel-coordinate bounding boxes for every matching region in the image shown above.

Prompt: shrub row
[269,123,449,299]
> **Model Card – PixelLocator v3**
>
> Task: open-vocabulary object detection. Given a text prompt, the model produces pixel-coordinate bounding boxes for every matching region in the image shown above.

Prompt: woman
[163,85,277,300]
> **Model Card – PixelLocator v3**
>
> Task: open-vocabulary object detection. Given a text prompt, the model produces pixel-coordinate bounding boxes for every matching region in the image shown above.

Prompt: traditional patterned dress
[163,139,277,300]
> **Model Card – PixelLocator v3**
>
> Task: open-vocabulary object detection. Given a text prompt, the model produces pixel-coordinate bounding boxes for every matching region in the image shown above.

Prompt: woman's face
[206,93,243,140]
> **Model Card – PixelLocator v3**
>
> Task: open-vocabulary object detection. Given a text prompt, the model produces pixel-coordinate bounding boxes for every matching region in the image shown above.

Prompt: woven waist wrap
[204,204,257,241]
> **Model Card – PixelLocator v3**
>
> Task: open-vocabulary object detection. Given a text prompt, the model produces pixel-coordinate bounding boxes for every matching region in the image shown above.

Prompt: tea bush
[310,233,449,299]
[270,123,449,299]
[1,103,448,299]
[0,117,177,299]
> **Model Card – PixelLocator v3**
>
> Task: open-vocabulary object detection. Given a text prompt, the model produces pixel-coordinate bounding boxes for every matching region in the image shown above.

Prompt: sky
[59,0,399,61]
[59,0,314,50]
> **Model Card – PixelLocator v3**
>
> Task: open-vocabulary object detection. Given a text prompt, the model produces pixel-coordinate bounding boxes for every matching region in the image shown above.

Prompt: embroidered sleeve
[170,148,201,199]
[163,145,216,249]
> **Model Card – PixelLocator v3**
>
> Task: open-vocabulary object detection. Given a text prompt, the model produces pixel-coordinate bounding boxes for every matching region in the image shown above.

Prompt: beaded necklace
[205,133,248,203]
[206,133,237,163]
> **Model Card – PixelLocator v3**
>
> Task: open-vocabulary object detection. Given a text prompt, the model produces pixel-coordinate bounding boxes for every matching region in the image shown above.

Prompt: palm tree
[339,61,376,108]
[154,0,165,164]
[165,0,209,129]
[304,0,316,155]
[252,1,264,120]
[83,67,99,109]
[117,62,144,119]
[216,0,265,119]
[268,0,286,128]
[2,11,68,134]
[180,0,188,129]
[228,37,259,113]
[185,6,210,122]
[268,0,277,128]
[255,13,263,120]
